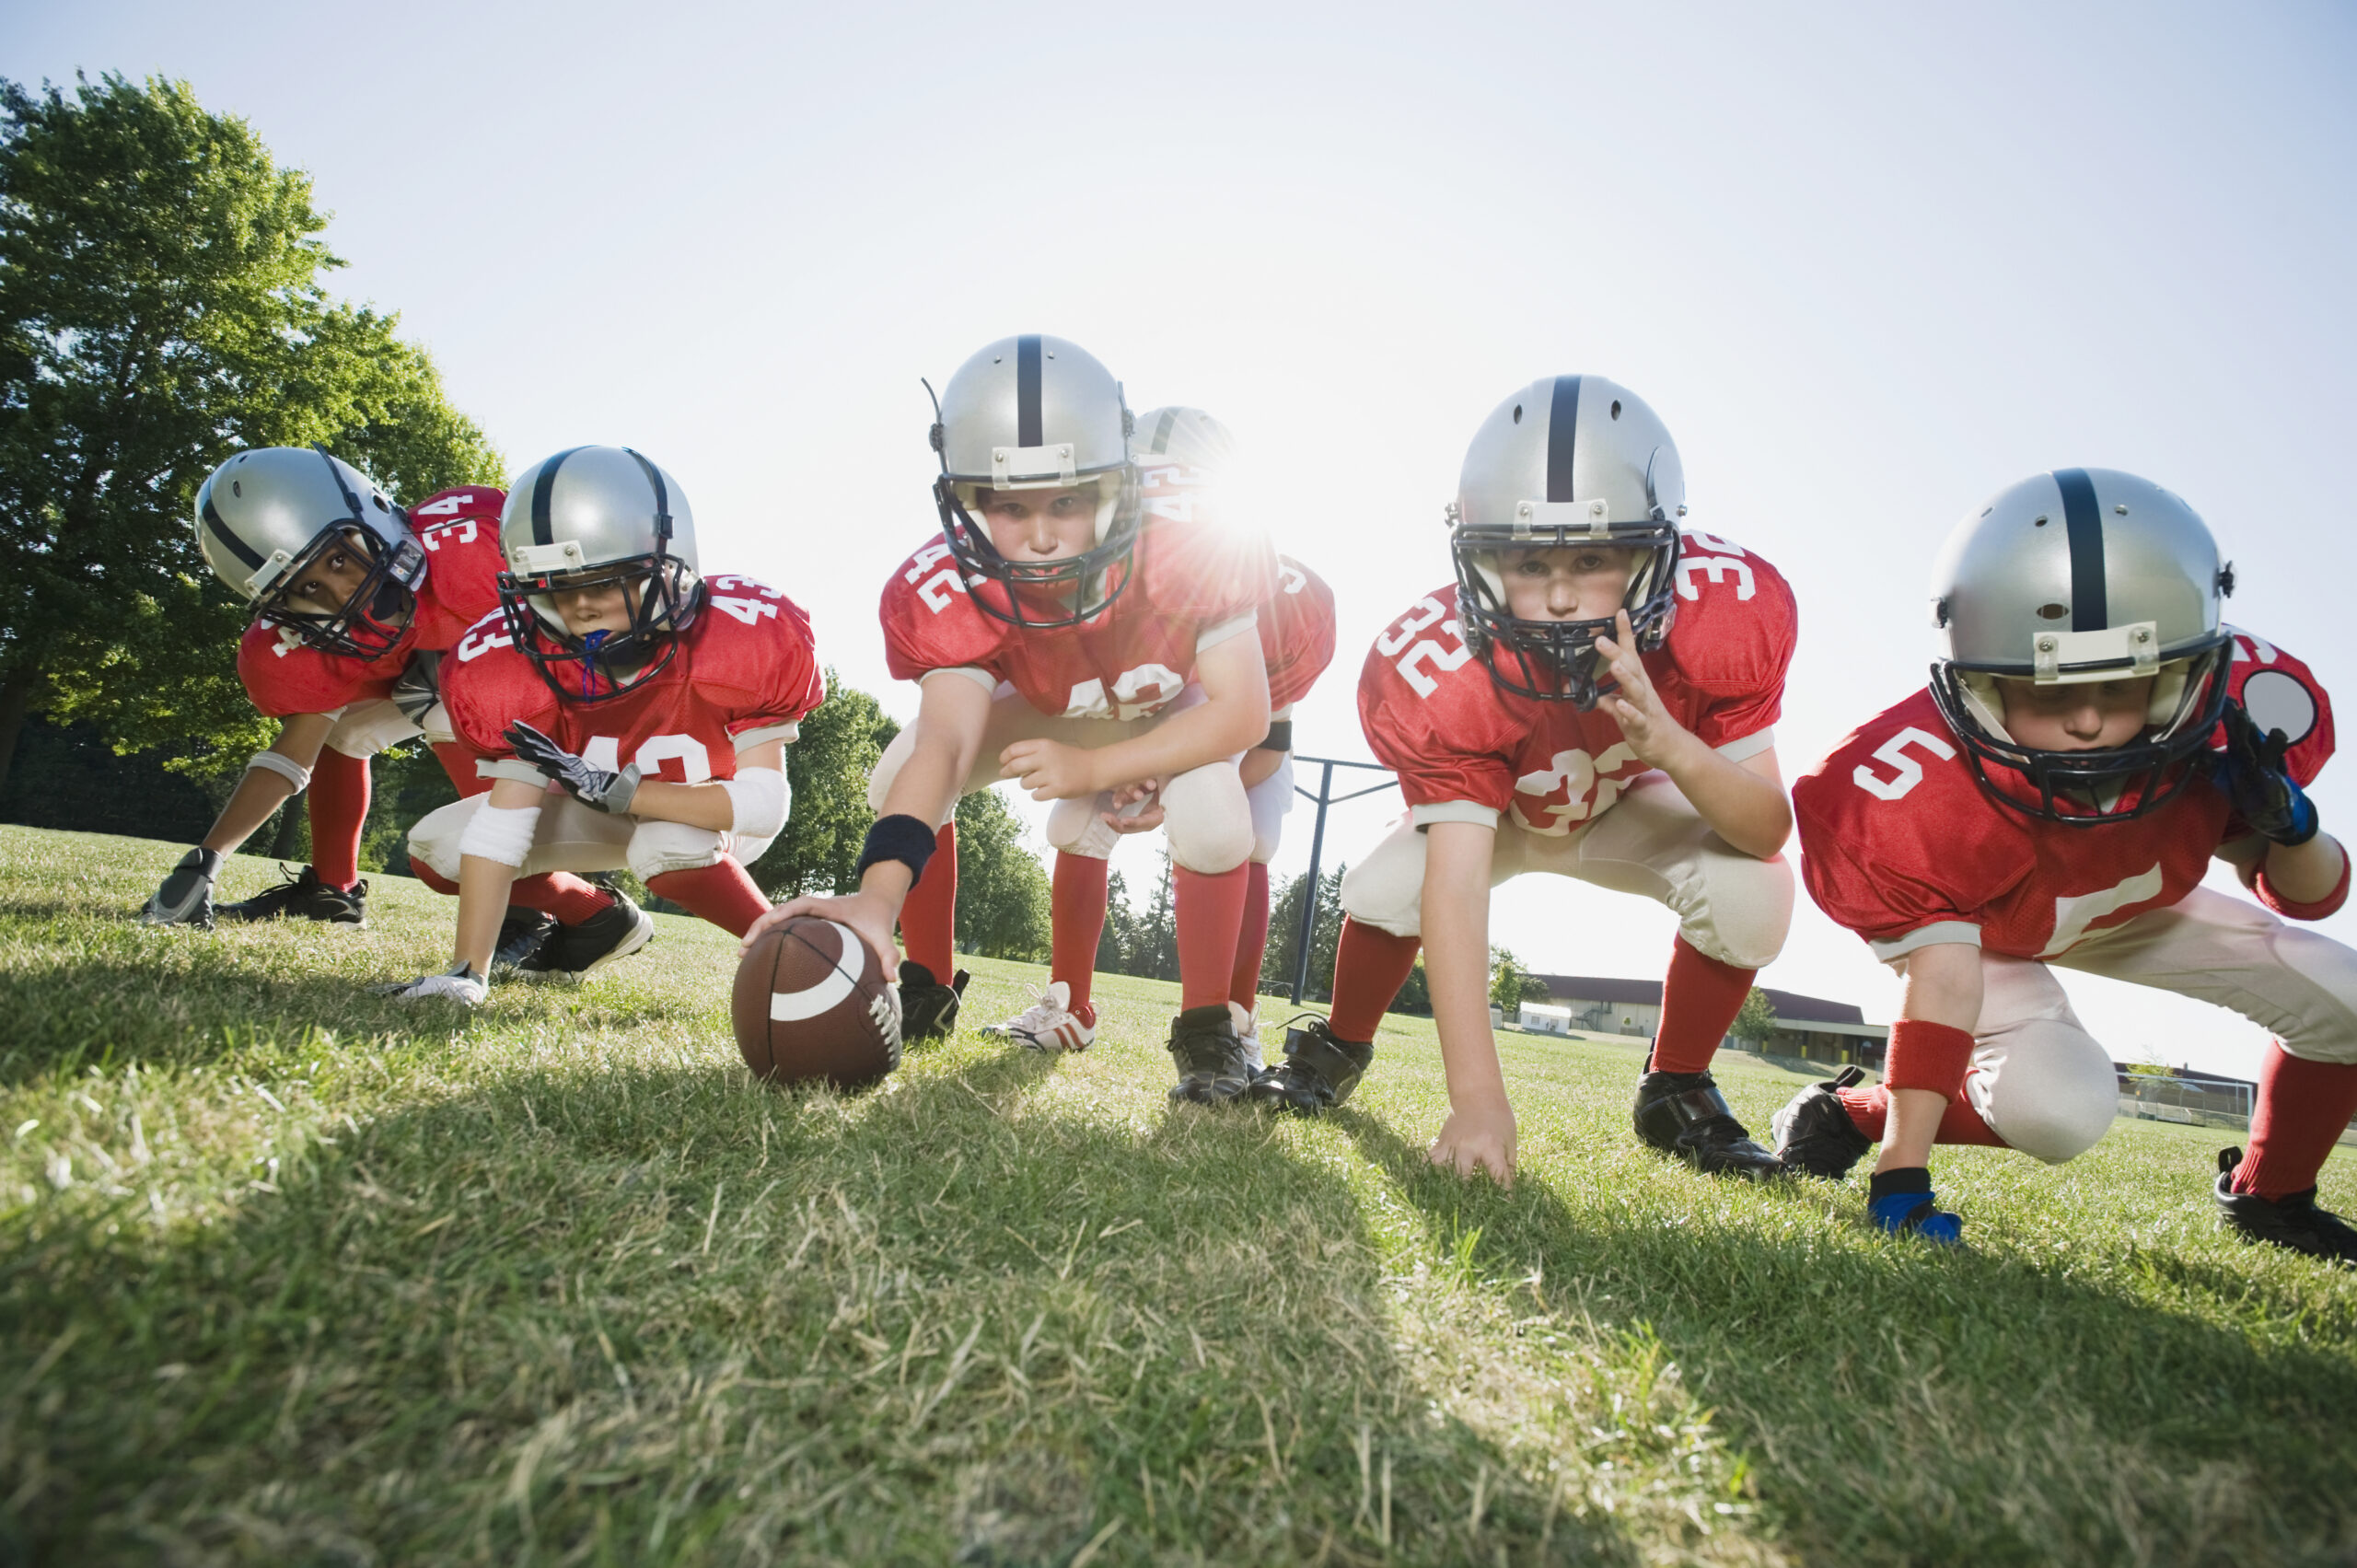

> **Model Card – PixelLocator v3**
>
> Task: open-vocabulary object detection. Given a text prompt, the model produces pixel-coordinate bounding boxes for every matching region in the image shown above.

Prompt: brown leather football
[732,917,901,1089]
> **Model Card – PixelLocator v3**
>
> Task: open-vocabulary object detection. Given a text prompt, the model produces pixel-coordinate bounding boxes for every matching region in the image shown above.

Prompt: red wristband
[2254,849,2351,922]
[1884,1018,1975,1098]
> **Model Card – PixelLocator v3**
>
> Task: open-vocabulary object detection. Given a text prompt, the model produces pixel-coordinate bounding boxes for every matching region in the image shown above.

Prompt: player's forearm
[1878,942,1984,1171]
[1423,823,1509,1112]
[629,778,736,830]
[201,714,337,854]
[2262,830,2347,905]
[1655,739,1790,858]
[454,854,518,975]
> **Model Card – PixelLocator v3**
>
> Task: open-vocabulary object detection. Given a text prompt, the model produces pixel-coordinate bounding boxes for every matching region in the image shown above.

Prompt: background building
[1525,975,1891,1067]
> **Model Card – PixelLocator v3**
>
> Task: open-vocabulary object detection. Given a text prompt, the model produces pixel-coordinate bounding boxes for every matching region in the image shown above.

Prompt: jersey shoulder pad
[412,487,512,634]
[439,610,556,757]
[879,538,1009,680]
[1138,513,1277,628]
[1661,531,1799,697]
[236,621,389,716]
[2220,627,2335,786]
[695,574,826,727]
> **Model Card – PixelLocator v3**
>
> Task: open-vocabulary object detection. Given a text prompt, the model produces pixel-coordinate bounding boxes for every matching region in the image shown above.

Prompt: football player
[383,446,820,1003]
[748,337,1278,1104]
[1251,377,1798,1187]
[1781,469,2355,1259]
[982,407,1337,1064]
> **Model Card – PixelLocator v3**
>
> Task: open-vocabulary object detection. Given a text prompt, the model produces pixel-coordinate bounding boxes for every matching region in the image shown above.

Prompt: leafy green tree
[1097,867,1143,974]
[0,73,500,793]
[1489,947,1550,1012]
[1260,861,1345,1001]
[1729,986,1780,1045]
[748,671,900,898]
[952,787,1051,961]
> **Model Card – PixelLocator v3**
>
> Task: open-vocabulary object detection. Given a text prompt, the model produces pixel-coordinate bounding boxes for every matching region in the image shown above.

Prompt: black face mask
[1451,527,1681,709]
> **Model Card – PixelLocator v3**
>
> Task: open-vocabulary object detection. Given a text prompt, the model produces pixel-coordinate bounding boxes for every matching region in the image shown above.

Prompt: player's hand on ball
[504,720,642,814]
[143,846,225,927]
[1428,1100,1517,1186]
[757,890,900,981]
[369,963,489,1005]
[999,738,1098,801]
[1596,610,1695,769]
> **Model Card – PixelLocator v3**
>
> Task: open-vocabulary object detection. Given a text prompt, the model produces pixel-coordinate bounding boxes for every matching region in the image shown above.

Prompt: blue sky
[7,1,2354,1074]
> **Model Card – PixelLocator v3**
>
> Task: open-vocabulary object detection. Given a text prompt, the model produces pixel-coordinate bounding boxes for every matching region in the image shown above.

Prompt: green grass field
[3,824,2354,1566]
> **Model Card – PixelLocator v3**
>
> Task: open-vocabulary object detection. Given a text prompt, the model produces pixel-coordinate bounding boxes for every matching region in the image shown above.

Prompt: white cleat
[1234,1002,1265,1074]
[983,981,1097,1052]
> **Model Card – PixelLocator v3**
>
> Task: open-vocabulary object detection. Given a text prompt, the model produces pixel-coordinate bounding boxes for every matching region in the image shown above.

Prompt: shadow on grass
[1331,1110,2357,1567]
[4,1043,1660,1568]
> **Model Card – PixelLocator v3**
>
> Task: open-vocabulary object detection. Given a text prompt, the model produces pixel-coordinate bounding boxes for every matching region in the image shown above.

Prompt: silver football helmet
[496,446,702,702]
[194,445,424,658]
[1928,466,2234,823]
[928,333,1140,628]
[1132,405,1237,476]
[1448,375,1686,708]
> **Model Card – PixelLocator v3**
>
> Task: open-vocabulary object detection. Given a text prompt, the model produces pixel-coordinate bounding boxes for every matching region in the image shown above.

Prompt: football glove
[504,720,642,815]
[143,847,226,928]
[2213,700,2319,846]
[369,962,489,1005]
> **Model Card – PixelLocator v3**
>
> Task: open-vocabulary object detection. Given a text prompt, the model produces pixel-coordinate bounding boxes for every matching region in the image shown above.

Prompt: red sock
[509,872,615,924]
[1051,852,1109,1016]
[308,749,371,889]
[648,859,769,937]
[1230,861,1272,1012]
[1174,864,1249,1012]
[898,823,958,981]
[432,742,493,798]
[1651,937,1755,1075]
[2236,1043,2357,1199]
[1833,1083,2008,1146]
[1328,917,1421,1043]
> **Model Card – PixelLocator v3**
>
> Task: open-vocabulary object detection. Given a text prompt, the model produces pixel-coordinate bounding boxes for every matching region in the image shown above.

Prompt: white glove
[370,963,489,1005]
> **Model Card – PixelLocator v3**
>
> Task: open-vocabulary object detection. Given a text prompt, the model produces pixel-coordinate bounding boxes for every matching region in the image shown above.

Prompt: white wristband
[720,767,789,838]
[458,802,542,867]
[247,750,311,792]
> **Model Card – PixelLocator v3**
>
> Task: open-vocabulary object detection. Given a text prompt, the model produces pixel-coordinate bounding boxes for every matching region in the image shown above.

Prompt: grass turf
[2,823,2354,1566]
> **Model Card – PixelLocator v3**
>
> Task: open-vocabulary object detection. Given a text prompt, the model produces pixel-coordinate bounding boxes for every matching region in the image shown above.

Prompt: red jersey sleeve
[879,538,1014,682]
[1658,531,1798,750]
[407,487,511,644]
[1265,556,1339,710]
[2216,629,2335,788]
[236,621,397,717]
[1141,510,1277,631]
[1357,587,1522,815]
[437,610,559,762]
[700,575,826,737]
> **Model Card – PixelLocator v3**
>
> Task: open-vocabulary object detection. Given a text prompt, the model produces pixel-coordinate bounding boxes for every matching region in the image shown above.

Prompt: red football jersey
[1265,555,1338,710]
[441,574,823,784]
[1358,531,1797,833]
[879,505,1275,720]
[235,486,509,718]
[1794,627,2336,960]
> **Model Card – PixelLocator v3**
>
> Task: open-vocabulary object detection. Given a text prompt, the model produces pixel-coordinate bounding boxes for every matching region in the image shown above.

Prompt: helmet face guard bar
[497,554,703,704]
[1452,520,1680,708]
[1927,641,2232,826]
[253,448,425,660]
[931,473,1143,631]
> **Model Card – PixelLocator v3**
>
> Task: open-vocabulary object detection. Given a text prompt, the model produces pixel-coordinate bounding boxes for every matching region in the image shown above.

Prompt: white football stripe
[769,921,866,1021]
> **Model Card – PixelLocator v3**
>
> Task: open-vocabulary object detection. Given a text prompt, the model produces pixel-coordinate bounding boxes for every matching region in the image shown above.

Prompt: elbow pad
[720,767,788,839]
[247,750,311,793]
[457,802,542,868]
[2255,853,2352,922]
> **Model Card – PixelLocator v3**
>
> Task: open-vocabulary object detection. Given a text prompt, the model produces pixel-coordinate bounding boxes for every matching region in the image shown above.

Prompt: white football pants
[407,791,776,884]
[868,683,1253,875]
[1945,886,2357,1165]
[1337,770,1794,971]
[319,697,456,760]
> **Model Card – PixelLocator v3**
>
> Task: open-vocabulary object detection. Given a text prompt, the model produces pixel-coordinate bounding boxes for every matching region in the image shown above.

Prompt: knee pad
[1339,824,1428,938]
[1161,762,1253,874]
[325,698,424,760]
[1973,1019,2119,1164]
[1683,851,1796,970]
[627,819,735,880]
[406,796,479,883]
[1047,794,1121,858]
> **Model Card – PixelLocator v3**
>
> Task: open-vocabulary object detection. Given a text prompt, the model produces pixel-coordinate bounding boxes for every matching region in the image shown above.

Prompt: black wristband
[1257,720,1294,753]
[857,813,939,884]
[1867,1166,1933,1202]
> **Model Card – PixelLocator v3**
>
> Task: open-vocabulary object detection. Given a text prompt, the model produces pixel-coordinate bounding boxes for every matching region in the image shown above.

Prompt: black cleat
[1167,1004,1255,1107]
[2214,1147,2357,1266]
[1634,1063,1785,1179]
[217,864,367,925]
[527,891,655,979]
[899,961,970,1042]
[1248,1016,1374,1116]
[1771,1064,1873,1180]
[490,907,559,975]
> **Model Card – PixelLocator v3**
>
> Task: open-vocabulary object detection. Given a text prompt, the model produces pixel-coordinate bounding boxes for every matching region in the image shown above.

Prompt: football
[731,917,901,1089]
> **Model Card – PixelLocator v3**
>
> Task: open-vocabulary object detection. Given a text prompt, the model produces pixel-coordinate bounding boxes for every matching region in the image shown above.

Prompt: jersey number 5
[1852,726,1956,801]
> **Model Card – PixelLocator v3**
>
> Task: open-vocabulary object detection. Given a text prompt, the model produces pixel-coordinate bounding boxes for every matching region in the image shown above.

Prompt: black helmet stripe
[2055,467,2108,631]
[1146,407,1178,456]
[623,447,672,540]
[1016,334,1043,449]
[1546,376,1583,504]
[530,447,587,547]
[200,488,265,570]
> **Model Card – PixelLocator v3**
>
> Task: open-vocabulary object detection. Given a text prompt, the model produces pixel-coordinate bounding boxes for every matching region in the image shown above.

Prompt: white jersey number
[1377,598,1473,698]
[1852,727,1957,801]
[583,732,714,785]
[708,575,783,627]
[2040,863,2165,958]
[1062,664,1185,722]
[455,615,514,664]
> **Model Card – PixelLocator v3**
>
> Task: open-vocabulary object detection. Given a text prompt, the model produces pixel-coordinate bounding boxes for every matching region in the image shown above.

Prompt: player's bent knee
[406,797,476,883]
[1980,1024,2118,1164]
[1046,795,1120,859]
[627,820,732,880]
[1162,765,1253,874]
[1684,852,1795,970]
[1340,843,1423,939]
[325,699,423,761]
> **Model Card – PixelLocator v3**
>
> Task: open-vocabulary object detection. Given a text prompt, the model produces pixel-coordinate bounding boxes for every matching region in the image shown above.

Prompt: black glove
[2213,701,2319,846]
[504,720,642,814]
[143,847,225,927]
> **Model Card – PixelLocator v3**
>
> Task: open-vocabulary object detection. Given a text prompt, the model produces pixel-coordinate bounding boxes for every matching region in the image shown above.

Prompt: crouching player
[1780,468,2355,1259]
[1252,377,1797,1187]
[145,446,508,929]
[982,407,1337,1064]
[750,336,1275,1103]
[379,446,819,1002]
